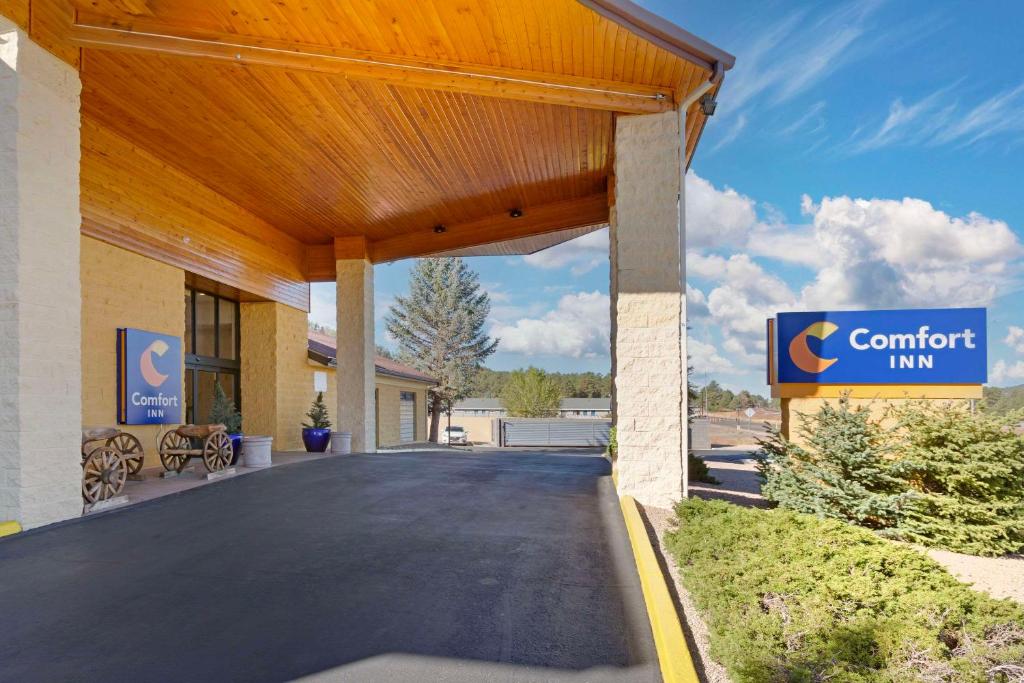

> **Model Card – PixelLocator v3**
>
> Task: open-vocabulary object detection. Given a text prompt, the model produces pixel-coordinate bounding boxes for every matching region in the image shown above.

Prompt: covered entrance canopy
[0,0,733,527]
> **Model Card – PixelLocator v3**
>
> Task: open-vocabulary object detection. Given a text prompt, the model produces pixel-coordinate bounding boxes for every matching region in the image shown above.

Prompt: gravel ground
[926,548,1024,603]
[639,504,732,683]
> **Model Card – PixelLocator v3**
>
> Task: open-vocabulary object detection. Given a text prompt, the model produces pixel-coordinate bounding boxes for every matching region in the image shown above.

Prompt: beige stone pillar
[336,259,376,452]
[240,300,309,451]
[0,21,83,528]
[610,110,687,508]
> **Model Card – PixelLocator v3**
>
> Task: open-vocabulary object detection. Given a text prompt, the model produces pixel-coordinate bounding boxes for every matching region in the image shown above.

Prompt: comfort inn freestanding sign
[773,308,987,385]
[117,328,183,425]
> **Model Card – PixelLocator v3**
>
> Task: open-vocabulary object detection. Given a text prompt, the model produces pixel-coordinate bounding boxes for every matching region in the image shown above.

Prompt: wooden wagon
[158,424,233,474]
[81,428,145,503]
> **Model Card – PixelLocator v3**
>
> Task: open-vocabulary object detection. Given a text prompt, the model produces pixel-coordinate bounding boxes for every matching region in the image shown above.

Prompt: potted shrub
[302,392,332,452]
[209,381,243,465]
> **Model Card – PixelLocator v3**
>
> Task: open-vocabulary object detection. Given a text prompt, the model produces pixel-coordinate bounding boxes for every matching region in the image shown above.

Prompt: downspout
[676,62,724,498]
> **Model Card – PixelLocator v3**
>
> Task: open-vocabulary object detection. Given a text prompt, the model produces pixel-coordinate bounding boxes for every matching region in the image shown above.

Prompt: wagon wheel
[202,431,232,472]
[159,431,191,473]
[107,432,145,475]
[81,447,127,503]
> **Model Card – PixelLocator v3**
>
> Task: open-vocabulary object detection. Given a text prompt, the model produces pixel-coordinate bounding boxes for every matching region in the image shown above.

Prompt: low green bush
[665,498,1024,683]
[689,452,720,484]
[758,398,1024,556]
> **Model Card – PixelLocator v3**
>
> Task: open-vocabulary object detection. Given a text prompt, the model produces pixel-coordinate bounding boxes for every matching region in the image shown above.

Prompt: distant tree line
[983,384,1024,414]
[696,380,776,413]
[472,367,610,399]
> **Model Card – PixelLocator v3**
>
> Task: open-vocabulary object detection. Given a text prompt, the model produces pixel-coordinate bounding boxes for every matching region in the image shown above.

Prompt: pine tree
[757,396,911,530]
[385,258,498,441]
[886,403,1024,556]
[501,367,561,417]
[209,381,242,434]
[303,392,331,429]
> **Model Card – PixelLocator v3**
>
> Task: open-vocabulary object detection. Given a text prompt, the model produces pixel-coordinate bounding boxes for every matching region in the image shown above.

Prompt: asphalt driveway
[0,450,658,682]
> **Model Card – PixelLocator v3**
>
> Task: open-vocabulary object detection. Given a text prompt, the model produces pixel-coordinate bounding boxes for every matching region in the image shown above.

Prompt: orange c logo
[789,321,839,374]
[140,339,170,387]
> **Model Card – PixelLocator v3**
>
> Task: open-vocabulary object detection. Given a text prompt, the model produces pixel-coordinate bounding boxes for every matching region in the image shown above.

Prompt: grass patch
[665,498,1024,682]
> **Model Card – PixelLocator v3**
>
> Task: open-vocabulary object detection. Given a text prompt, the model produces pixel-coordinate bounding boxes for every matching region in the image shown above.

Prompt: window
[184,287,240,425]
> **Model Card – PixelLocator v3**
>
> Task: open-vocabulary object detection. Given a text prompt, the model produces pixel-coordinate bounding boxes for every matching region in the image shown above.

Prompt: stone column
[336,258,376,452]
[610,110,687,508]
[0,21,83,528]
[240,300,309,451]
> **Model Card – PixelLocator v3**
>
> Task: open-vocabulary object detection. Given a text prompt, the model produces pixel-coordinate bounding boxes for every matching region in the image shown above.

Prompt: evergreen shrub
[666,499,1024,682]
[757,398,1024,555]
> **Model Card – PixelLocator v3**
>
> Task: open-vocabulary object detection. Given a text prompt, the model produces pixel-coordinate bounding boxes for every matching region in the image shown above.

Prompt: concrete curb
[619,495,699,683]
[0,520,22,538]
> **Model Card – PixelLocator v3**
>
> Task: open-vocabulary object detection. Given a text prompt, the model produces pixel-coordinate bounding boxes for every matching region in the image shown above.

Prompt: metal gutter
[576,0,735,74]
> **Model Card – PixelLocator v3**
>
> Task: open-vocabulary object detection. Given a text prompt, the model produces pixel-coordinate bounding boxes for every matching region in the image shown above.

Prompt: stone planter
[242,435,273,469]
[331,431,352,455]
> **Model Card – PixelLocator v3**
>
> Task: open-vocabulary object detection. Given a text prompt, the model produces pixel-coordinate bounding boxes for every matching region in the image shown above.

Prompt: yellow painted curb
[620,495,699,683]
[0,520,22,538]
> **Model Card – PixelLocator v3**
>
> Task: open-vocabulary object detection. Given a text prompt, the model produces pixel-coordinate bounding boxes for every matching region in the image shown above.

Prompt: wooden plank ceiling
[4,0,732,301]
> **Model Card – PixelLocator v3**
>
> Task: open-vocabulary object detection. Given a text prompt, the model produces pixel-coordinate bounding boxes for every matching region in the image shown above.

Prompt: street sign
[773,308,986,385]
[744,408,756,418]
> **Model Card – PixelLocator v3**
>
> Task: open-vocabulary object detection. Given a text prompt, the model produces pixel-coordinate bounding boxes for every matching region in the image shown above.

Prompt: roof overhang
[4,0,733,301]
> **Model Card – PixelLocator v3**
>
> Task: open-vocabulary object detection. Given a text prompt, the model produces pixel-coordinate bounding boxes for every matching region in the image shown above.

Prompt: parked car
[440,426,468,445]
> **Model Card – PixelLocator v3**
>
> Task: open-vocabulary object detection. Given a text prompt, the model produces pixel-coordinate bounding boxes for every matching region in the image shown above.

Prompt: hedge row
[665,499,1024,682]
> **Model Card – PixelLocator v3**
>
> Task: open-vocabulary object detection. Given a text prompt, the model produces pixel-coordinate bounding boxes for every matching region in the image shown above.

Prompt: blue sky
[312,0,1024,394]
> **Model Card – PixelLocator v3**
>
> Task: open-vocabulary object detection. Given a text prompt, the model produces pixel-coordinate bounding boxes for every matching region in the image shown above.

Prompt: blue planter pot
[229,433,243,465]
[302,427,331,453]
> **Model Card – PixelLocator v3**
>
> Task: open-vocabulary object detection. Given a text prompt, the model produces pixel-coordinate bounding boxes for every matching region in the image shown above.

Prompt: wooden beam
[369,194,609,264]
[334,236,368,261]
[67,18,673,115]
[304,244,336,282]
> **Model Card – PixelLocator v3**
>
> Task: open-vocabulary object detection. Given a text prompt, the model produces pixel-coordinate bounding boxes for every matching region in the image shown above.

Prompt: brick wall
[81,237,185,469]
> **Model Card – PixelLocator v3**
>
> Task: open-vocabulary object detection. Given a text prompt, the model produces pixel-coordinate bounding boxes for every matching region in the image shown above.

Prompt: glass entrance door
[184,288,240,425]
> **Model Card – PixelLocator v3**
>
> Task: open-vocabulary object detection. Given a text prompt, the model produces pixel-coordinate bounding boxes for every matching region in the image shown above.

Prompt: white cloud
[688,338,738,375]
[686,172,758,248]
[711,114,748,151]
[687,286,710,319]
[779,101,827,137]
[847,81,1024,153]
[710,1,885,149]
[686,185,1024,381]
[310,282,337,329]
[521,228,608,276]
[745,224,825,268]
[992,360,1024,384]
[798,196,1022,309]
[1006,326,1024,354]
[490,291,609,359]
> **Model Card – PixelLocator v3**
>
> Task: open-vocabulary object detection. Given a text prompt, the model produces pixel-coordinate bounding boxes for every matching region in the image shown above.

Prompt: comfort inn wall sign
[117,328,183,425]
